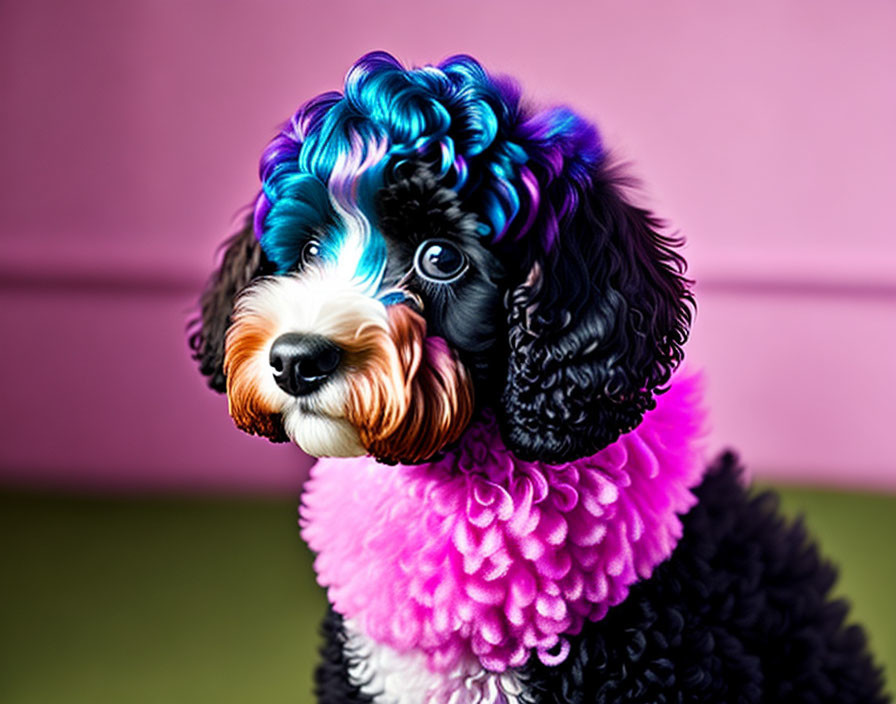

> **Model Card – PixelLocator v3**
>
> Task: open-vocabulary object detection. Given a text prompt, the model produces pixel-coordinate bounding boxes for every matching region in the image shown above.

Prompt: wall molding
[3,259,894,299]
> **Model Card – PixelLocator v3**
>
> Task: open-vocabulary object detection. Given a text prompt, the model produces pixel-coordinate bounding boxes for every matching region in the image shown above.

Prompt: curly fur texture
[500,159,692,463]
[315,455,888,704]
[301,375,705,674]
[315,607,376,704]
[188,217,275,392]
[190,52,888,703]
[518,453,889,704]
[377,166,506,393]
[343,618,524,704]
[240,51,693,462]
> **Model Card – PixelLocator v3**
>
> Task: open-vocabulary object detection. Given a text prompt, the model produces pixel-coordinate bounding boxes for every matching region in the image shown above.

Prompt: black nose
[269,333,344,397]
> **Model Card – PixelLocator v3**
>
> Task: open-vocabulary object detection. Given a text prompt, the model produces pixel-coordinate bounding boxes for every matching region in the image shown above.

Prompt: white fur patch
[231,270,390,457]
[344,620,522,704]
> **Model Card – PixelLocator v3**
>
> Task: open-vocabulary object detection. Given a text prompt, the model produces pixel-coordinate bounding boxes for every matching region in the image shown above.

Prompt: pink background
[1,0,894,492]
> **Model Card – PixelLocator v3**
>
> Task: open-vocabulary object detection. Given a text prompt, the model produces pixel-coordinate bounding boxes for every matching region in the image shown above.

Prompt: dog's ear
[500,157,694,463]
[189,214,272,392]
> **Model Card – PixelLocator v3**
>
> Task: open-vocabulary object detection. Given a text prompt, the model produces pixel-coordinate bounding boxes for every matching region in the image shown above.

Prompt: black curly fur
[518,453,888,704]
[377,165,507,398]
[315,609,376,704]
[499,157,693,464]
[188,214,275,392]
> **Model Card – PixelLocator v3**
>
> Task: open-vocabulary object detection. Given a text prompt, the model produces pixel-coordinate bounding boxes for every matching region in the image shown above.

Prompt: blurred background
[1,1,893,701]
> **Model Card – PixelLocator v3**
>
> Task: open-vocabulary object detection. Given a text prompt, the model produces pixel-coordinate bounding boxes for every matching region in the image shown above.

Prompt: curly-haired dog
[190,53,887,703]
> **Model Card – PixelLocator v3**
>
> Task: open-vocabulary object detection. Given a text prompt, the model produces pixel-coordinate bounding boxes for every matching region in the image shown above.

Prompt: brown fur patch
[345,305,474,464]
[223,310,288,442]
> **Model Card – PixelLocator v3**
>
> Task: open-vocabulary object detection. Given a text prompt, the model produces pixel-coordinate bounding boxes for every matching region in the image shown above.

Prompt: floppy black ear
[188,214,273,392]
[500,161,694,463]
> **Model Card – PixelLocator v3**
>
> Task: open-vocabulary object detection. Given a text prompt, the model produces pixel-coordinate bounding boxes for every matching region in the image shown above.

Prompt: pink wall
[1,0,894,491]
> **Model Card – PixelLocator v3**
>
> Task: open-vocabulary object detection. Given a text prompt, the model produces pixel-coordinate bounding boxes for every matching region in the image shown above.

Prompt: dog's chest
[343,619,523,704]
[301,378,704,676]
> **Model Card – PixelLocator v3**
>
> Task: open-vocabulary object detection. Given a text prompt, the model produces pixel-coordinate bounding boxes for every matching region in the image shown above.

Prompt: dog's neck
[301,374,706,675]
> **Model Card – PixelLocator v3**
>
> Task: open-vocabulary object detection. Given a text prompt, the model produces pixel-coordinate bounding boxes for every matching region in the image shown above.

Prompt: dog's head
[189,52,693,465]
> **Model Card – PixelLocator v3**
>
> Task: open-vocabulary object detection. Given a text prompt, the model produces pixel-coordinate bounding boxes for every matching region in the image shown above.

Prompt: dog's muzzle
[270,333,344,396]
[222,272,475,462]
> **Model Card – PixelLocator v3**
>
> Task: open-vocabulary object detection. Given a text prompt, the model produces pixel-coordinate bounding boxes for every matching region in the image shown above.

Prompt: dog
[190,52,887,703]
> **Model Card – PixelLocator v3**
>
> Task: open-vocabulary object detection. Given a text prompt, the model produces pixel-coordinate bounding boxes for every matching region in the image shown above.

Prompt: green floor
[1,485,893,703]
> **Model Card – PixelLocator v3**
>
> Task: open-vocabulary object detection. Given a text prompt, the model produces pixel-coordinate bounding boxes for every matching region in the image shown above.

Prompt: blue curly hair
[252,51,602,292]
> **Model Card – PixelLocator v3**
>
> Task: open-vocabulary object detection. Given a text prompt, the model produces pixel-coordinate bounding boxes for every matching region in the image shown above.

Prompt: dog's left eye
[301,240,321,267]
[414,240,467,283]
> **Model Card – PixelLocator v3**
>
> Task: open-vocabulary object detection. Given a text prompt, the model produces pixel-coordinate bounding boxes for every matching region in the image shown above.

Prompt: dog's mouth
[277,384,366,458]
[222,274,474,464]
[281,410,366,458]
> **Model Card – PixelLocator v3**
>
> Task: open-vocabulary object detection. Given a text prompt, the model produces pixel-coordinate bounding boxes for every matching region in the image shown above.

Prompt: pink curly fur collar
[301,374,705,673]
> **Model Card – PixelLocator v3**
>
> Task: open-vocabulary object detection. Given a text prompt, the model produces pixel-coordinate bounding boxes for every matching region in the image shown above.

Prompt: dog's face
[189,52,693,465]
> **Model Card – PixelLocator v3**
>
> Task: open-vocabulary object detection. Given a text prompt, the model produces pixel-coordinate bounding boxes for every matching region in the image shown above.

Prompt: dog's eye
[414,239,467,283]
[301,240,321,267]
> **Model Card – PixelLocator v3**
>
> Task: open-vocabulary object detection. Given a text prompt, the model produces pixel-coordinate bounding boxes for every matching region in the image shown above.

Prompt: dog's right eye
[414,239,467,283]
[301,240,321,267]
